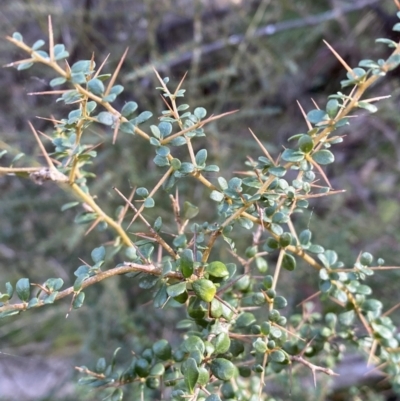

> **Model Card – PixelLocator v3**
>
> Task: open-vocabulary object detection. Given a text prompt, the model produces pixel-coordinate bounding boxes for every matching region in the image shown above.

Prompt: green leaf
[119,122,135,134]
[136,187,149,197]
[210,358,235,381]
[238,217,253,230]
[131,111,153,125]
[281,149,305,162]
[71,60,92,73]
[360,252,373,266]
[307,109,327,124]
[299,229,312,245]
[12,32,23,42]
[183,358,199,394]
[362,299,383,312]
[358,101,378,113]
[194,107,207,120]
[204,164,220,172]
[372,324,393,340]
[195,149,207,166]
[263,275,273,289]
[61,201,79,211]
[350,67,366,79]
[180,249,194,278]
[212,332,231,354]
[255,257,268,273]
[53,43,66,56]
[144,197,155,208]
[87,78,105,96]
[73,292,85,309]
[110,85,124,96]
[270,350,286,362]
[192,279,216,302]
[43,292,57,304]
[235,312,256,328]
[0,310,20,319]
[206,261,229,278]
[319,279,331,293]
[17,62,34,71]
[156,146,170,157]
[265,237,279,250]
[312,149,334,165]
[356,285,372,295]
[154,216,162,231]
[97,111,115,126]
[210,190,224,202]
[70,71,86,84]
[124,247,137,260]
[74,265,89,277]
[339,310,354,326]
[282,253,296,271]
[135,358,150,377]
[253,338,268,353]
[44,278,64,291]
[11,153,25,164]
[54,50,69,61]
[182,336,205,354]
[183,201,199,220]
[325,250,338,266]
[179,162,195,174]
[121,101,138,118]
[279,232,292,247]
[138,275,159,289]
[159,122,172,137]
[152,339,172,360]
[268,309,281,322]
[269,166,286,177]
[74,274,89,292]
[210,298,223,318]
[91,246,105,263]
[16,278,30,302]
[139,243,154,259]
[27,297,39,309]
[35,50,49,59]
[50,77,67,87]
[273,295,287,309]
[198,367,210,386]
[150,362,165,377]
[309,244,325,254]
[298,135,314,153]
[150,137,160,146]
[385,54,400,71]
[167,282,187,298]
[326,99,339,118]
[154,284,168,308]
[170,137,186,146]
[359,59,379,68]
[153,155,170,167]
[228,177,242,191]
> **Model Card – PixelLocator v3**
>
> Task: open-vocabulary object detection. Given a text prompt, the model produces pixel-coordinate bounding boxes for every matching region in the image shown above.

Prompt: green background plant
[0,1,400,400]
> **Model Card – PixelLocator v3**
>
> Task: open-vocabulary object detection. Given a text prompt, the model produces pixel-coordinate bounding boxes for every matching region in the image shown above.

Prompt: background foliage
[0,0,400,400]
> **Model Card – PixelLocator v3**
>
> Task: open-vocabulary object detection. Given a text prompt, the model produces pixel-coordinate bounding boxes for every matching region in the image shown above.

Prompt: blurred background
[0,0,399,400]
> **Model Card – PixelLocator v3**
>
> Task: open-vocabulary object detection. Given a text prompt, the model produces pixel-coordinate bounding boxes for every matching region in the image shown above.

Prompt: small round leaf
[210,358,235,381]
[192,279,216,302]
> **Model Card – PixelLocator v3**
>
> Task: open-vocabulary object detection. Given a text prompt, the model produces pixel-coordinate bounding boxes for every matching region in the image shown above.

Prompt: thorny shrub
[1,9,400,401]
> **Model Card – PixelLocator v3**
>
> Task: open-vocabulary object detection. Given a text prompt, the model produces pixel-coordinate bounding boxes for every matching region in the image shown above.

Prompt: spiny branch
[0,262,182,315]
